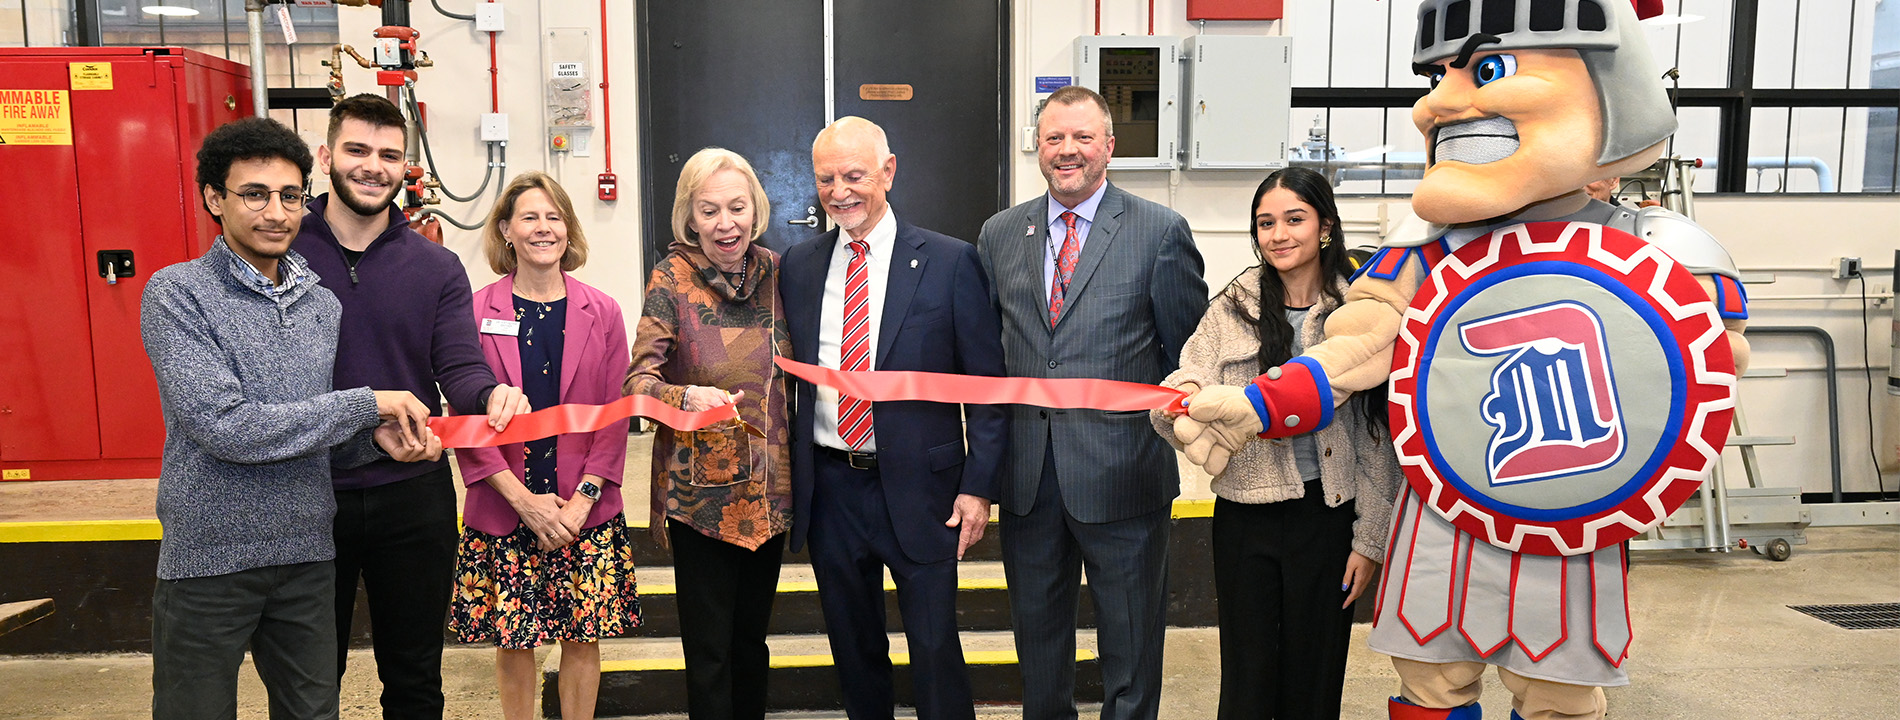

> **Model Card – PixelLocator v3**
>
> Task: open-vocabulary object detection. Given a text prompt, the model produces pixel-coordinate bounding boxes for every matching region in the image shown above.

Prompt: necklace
[723,253,751,291]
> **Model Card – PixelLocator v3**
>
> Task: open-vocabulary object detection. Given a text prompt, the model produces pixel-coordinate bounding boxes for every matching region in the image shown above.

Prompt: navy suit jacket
[782,219,1010,564]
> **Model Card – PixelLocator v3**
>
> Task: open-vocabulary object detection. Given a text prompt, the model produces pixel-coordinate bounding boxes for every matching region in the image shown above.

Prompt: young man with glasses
[142,116,441,720]
[290,93,530,719]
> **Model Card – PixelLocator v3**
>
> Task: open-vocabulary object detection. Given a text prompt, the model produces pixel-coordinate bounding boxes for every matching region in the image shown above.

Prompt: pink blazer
[456,273,630,538]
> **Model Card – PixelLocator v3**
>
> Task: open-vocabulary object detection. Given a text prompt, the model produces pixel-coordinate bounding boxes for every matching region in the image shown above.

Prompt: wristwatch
[575,480,602,502]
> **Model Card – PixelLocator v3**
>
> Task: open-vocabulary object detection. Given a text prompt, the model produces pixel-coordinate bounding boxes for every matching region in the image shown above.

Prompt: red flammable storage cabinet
[0,47,252,481]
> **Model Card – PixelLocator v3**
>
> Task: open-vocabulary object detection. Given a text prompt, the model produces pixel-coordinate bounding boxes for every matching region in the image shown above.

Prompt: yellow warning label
[0,89,73,146]
[2,469,30,480]
[69,62,113,90]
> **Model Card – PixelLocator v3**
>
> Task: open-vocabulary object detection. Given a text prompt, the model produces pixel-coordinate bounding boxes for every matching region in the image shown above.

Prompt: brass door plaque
[858,84,914,101]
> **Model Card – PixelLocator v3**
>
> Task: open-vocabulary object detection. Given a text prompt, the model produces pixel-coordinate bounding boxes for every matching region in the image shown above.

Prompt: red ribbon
[427,394,740,449]
[773,357,1187,411]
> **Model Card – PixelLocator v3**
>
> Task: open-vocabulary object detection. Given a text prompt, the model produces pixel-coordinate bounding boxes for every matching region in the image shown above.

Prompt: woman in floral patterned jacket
[624,147,793,720]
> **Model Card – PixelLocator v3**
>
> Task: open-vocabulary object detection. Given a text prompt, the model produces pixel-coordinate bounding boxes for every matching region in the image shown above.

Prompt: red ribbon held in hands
[427,394,741,449]
[773,357,1187,411]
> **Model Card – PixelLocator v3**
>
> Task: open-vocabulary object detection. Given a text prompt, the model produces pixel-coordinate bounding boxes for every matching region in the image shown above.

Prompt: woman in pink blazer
[449,172,638,720]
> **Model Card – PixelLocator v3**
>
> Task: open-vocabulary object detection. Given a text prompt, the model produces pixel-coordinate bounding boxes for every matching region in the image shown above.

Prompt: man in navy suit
[782,116,1010,720]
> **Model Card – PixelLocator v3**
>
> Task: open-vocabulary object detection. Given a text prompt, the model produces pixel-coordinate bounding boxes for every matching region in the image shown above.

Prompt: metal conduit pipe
[245,0,268,118]
[1748,326,1845,503]
[1701,156,1837,193]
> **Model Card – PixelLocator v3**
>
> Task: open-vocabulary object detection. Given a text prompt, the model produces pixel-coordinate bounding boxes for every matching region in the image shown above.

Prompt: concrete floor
[3,437,1897,718]
[1,524,1894,718]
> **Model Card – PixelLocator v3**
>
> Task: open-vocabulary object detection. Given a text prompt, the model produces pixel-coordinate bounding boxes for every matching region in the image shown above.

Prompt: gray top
[977,182,1210,524]
[1287,306,1322,482]
[1152,269,1402,560]
[141,239,383,580]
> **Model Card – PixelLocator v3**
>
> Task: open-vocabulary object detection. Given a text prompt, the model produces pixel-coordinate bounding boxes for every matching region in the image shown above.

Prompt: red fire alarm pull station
[1187,0,1283,21]
[598,172,618,201]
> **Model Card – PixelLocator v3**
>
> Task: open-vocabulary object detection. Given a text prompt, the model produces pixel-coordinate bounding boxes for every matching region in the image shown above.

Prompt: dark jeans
[1212,487,1357,720]
[152,560,339,720]
[669,520,785,720]
[332,467,459,720]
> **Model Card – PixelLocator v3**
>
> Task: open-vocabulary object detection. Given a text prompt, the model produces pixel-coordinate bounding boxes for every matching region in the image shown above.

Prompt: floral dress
[449,295,641,649]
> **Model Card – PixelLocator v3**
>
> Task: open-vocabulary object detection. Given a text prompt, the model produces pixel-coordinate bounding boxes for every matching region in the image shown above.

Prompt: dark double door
[637,0,1009,272]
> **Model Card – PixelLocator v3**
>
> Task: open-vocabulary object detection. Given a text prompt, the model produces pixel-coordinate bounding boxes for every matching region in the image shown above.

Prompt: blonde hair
[671,147,771,246]
[483,171,589,275]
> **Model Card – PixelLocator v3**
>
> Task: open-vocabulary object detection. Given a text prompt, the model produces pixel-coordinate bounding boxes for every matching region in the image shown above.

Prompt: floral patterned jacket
[625,242,793,550]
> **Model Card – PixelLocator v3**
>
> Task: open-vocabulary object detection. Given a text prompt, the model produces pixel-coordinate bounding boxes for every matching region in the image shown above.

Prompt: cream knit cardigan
[1151,267,1402,561]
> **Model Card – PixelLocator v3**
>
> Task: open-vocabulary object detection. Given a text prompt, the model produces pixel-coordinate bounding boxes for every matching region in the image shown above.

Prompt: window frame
[1291,0,1900,195]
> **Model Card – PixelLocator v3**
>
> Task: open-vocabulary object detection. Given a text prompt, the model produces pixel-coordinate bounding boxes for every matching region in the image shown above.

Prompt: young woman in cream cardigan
[1153,167,1401,720]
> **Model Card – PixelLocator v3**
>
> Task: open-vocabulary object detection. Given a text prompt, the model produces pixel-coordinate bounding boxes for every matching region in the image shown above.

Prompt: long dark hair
[1228,167,1389,437]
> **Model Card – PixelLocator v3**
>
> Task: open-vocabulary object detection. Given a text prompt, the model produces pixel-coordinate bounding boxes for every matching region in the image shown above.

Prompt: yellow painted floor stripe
[0,499,1218,544]
[599,649,1095,673]
[1171,498,1214,519]
[0,519,162,543]
[638,575,1008,598]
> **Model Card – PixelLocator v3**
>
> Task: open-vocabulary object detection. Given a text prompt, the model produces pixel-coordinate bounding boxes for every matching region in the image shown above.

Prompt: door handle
[98,250,136,285]
[787,214,819,228]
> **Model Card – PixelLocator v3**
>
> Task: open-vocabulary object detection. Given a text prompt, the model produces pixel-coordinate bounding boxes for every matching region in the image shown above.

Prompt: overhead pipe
[497,0,505,113]
[598,0,613,177]
[245,0,268,117]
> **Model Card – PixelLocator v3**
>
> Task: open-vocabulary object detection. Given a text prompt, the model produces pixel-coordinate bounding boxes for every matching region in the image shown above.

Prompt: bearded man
[291,93,530,720]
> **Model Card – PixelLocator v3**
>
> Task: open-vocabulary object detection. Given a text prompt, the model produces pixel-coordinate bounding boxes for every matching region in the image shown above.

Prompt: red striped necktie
[837,239,875,449]
[1049,211,1081,326]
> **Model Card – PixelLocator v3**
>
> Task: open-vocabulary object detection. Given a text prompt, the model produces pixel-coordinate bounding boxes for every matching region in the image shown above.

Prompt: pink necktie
[1049,211,1082,327]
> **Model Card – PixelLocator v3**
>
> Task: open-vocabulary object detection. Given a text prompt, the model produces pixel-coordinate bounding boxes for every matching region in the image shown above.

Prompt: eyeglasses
[214,185,309,211]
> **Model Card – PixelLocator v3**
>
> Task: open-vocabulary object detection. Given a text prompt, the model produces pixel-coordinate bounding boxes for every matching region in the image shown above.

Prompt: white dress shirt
[1043,182,1109,301]
[815,207,898,452]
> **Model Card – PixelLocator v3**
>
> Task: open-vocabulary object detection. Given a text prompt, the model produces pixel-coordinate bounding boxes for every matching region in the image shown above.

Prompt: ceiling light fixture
[141,4,201,17]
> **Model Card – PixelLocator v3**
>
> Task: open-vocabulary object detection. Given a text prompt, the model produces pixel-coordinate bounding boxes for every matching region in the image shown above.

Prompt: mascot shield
[1389,221,1736,556]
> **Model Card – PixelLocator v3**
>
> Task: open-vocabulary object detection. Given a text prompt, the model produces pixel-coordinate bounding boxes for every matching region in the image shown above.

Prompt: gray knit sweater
[141,239,383,580]
[1150,268,1402,561]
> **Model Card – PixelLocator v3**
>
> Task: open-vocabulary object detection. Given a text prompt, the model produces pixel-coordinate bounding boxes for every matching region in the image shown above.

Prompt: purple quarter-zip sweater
[292,194,498,490]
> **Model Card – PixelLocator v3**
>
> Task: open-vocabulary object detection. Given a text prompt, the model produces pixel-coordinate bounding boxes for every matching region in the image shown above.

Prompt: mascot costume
[1174,0,1751,718]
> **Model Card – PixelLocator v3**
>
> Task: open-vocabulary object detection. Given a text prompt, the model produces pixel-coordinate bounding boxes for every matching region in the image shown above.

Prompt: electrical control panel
[1074,36,1182,170]
[1182,35,1291,170]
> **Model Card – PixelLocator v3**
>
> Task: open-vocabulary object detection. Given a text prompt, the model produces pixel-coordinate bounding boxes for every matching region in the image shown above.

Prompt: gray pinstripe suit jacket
[976,183,1208,523]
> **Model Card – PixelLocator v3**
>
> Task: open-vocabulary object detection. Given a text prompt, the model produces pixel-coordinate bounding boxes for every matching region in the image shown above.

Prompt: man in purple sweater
[291,94,530,719]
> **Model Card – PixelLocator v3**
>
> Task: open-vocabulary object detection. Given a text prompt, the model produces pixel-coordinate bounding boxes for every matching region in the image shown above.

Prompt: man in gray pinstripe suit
[976,86,1208,720]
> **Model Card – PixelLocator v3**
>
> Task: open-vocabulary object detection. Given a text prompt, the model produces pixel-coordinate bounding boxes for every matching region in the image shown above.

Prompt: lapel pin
[1026,224,1035,236]
[910,259,919,269]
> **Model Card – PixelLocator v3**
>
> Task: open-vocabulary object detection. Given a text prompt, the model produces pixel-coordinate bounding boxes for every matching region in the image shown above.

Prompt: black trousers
[808,451,975,720]
[152,561,338,720]
[332,467,459,720]
[1211,487,1357,720]
[669,520,786,720]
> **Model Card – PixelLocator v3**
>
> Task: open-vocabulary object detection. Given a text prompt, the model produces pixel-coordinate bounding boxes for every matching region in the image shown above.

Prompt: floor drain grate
[1788,603,1900,629]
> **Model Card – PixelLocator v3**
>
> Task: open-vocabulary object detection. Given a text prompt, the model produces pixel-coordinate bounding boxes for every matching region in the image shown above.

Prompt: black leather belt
[816,444,878,470]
